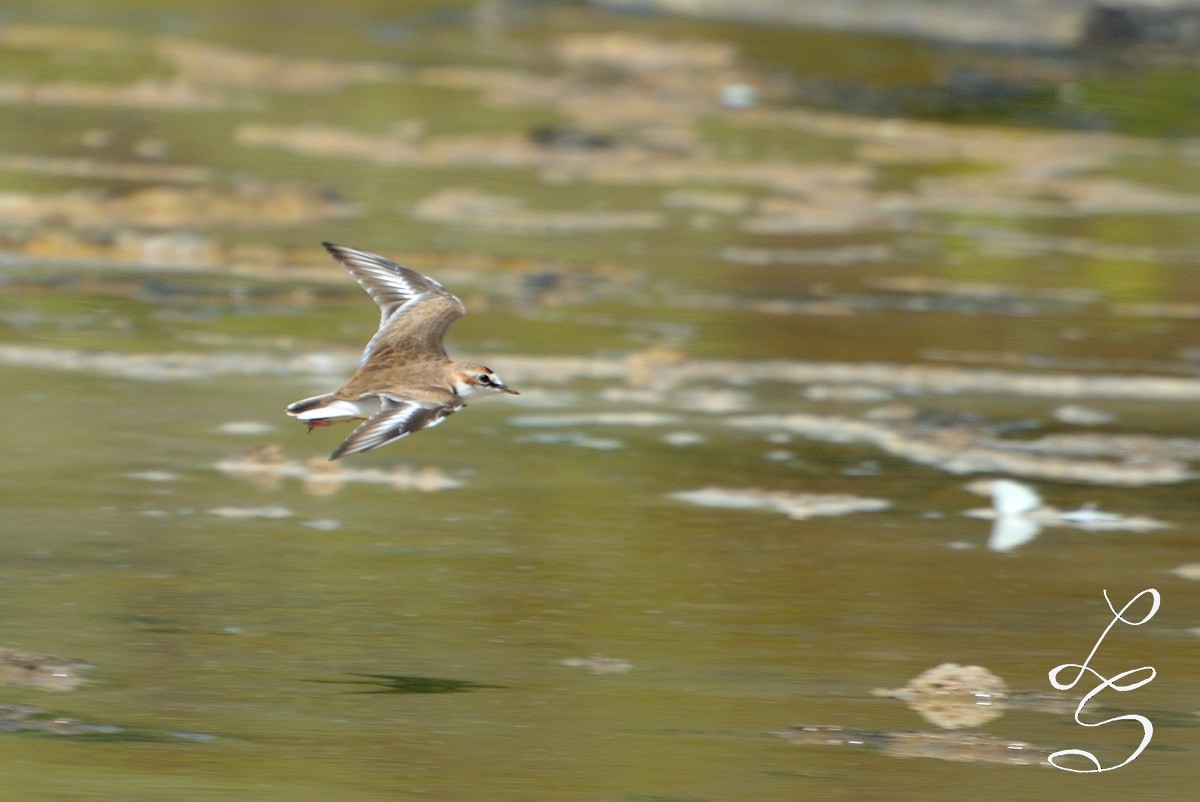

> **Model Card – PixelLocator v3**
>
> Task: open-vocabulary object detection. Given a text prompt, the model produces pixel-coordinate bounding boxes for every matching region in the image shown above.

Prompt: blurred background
[0,0,1198,799]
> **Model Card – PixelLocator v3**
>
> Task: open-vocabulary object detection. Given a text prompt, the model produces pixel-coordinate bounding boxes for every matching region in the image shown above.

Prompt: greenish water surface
[0,2,1198,800]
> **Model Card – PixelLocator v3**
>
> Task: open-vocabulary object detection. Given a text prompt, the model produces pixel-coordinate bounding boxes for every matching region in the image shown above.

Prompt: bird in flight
[287,243,517,459]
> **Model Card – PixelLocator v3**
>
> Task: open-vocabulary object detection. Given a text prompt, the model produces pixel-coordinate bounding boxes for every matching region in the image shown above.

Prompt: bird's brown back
[333,351,455,402]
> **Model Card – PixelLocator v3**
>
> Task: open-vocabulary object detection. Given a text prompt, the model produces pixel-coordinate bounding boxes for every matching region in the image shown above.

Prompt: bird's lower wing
[329,396,457,460]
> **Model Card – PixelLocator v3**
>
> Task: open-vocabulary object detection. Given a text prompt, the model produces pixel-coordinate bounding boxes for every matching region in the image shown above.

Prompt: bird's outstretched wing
[329,395,458,460]
[322,242,466,364]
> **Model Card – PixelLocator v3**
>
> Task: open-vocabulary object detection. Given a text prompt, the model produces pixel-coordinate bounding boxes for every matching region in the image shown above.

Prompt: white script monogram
[1047,588,1160,773]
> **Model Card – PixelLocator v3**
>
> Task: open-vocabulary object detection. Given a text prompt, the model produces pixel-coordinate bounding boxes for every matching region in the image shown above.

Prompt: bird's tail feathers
[286,394,333,418]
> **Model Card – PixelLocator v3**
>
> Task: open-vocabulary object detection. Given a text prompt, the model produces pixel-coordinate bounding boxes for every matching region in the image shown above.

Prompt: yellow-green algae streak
[1,2,1199,799]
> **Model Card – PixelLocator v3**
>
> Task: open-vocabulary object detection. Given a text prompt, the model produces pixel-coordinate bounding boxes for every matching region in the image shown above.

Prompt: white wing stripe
[322,243,464,365]
[330,398,455,459]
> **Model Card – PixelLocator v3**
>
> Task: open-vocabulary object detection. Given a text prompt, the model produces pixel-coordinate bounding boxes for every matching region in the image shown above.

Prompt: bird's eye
[478,374,493,385]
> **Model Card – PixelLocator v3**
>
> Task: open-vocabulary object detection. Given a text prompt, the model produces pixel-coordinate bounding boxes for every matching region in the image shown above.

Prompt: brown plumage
[286,243,517,459]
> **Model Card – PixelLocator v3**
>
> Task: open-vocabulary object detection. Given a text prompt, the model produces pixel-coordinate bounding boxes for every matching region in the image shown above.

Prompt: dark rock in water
[521,271,563,292]
[911,408,990,430]
[1080,4,1200,53]
[1081,5,1145,48]
[527,125,616,151]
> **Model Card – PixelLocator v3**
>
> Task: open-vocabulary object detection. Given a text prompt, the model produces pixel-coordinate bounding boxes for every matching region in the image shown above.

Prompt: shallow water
[1,2,1199,800]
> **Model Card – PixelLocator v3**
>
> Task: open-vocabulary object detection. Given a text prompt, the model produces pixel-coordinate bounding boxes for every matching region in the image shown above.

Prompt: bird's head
[454,365,518,399]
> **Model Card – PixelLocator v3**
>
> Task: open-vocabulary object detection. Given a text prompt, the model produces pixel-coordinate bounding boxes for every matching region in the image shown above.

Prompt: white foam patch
[208,506,292,519]
[216,451,465,492]
[124,471,178,482]
[215,421,276,435]
[669,487,890,520]
[519,432,624,450]
[676,388,753,413]
[510,412,680,428]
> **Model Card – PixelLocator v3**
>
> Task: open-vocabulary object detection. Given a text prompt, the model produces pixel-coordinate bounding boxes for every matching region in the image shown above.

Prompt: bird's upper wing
[329,394,459,460]
[322,242,466,364]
